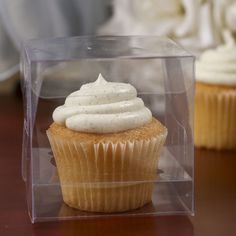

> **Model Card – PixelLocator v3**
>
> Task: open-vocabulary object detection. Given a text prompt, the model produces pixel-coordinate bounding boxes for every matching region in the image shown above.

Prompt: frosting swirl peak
[53,74,152,133]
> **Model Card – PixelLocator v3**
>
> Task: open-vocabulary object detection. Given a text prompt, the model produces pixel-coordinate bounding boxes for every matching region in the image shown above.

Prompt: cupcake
[195,44,236,150]
[47,74,167,212]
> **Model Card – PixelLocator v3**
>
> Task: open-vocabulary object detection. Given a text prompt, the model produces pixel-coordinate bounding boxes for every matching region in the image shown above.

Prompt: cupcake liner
[47,130,166,212]
[195,86,236,150]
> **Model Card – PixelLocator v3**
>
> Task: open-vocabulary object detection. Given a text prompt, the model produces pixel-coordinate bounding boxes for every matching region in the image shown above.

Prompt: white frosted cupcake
[195,44,236,150]
[47,74,167,212]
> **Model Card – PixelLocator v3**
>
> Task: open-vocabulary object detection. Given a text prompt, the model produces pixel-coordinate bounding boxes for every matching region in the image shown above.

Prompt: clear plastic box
[21,36,195,223]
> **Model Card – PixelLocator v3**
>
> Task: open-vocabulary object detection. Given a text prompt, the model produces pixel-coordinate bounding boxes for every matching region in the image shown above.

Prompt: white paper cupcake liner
[47,130,167,212]
[195,89,236,150]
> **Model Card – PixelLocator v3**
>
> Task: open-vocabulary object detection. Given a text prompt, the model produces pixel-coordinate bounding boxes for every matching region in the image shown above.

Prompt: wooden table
[0,95,236,236]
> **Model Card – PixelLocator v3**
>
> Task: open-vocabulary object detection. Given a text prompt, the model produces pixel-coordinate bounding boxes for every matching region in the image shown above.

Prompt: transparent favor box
[21,36,195,223]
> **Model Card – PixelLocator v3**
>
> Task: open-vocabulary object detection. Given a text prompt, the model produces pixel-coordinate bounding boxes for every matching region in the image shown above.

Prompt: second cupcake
[195,44,236,150]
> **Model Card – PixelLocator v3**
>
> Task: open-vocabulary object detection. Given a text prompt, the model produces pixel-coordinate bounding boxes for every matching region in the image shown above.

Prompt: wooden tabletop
[0,95,236,236]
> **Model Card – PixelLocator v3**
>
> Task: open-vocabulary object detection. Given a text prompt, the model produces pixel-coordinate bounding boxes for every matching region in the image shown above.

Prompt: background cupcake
[47,74,167,212]
[195,44,236,150]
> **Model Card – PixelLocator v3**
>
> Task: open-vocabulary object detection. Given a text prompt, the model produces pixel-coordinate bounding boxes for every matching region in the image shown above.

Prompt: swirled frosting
[53,74,152,133]
[196,44,236,85]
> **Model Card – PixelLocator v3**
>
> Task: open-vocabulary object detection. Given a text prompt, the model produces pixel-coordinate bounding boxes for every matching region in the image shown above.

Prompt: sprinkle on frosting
[196,44,236,85]
[53,74,152,133]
